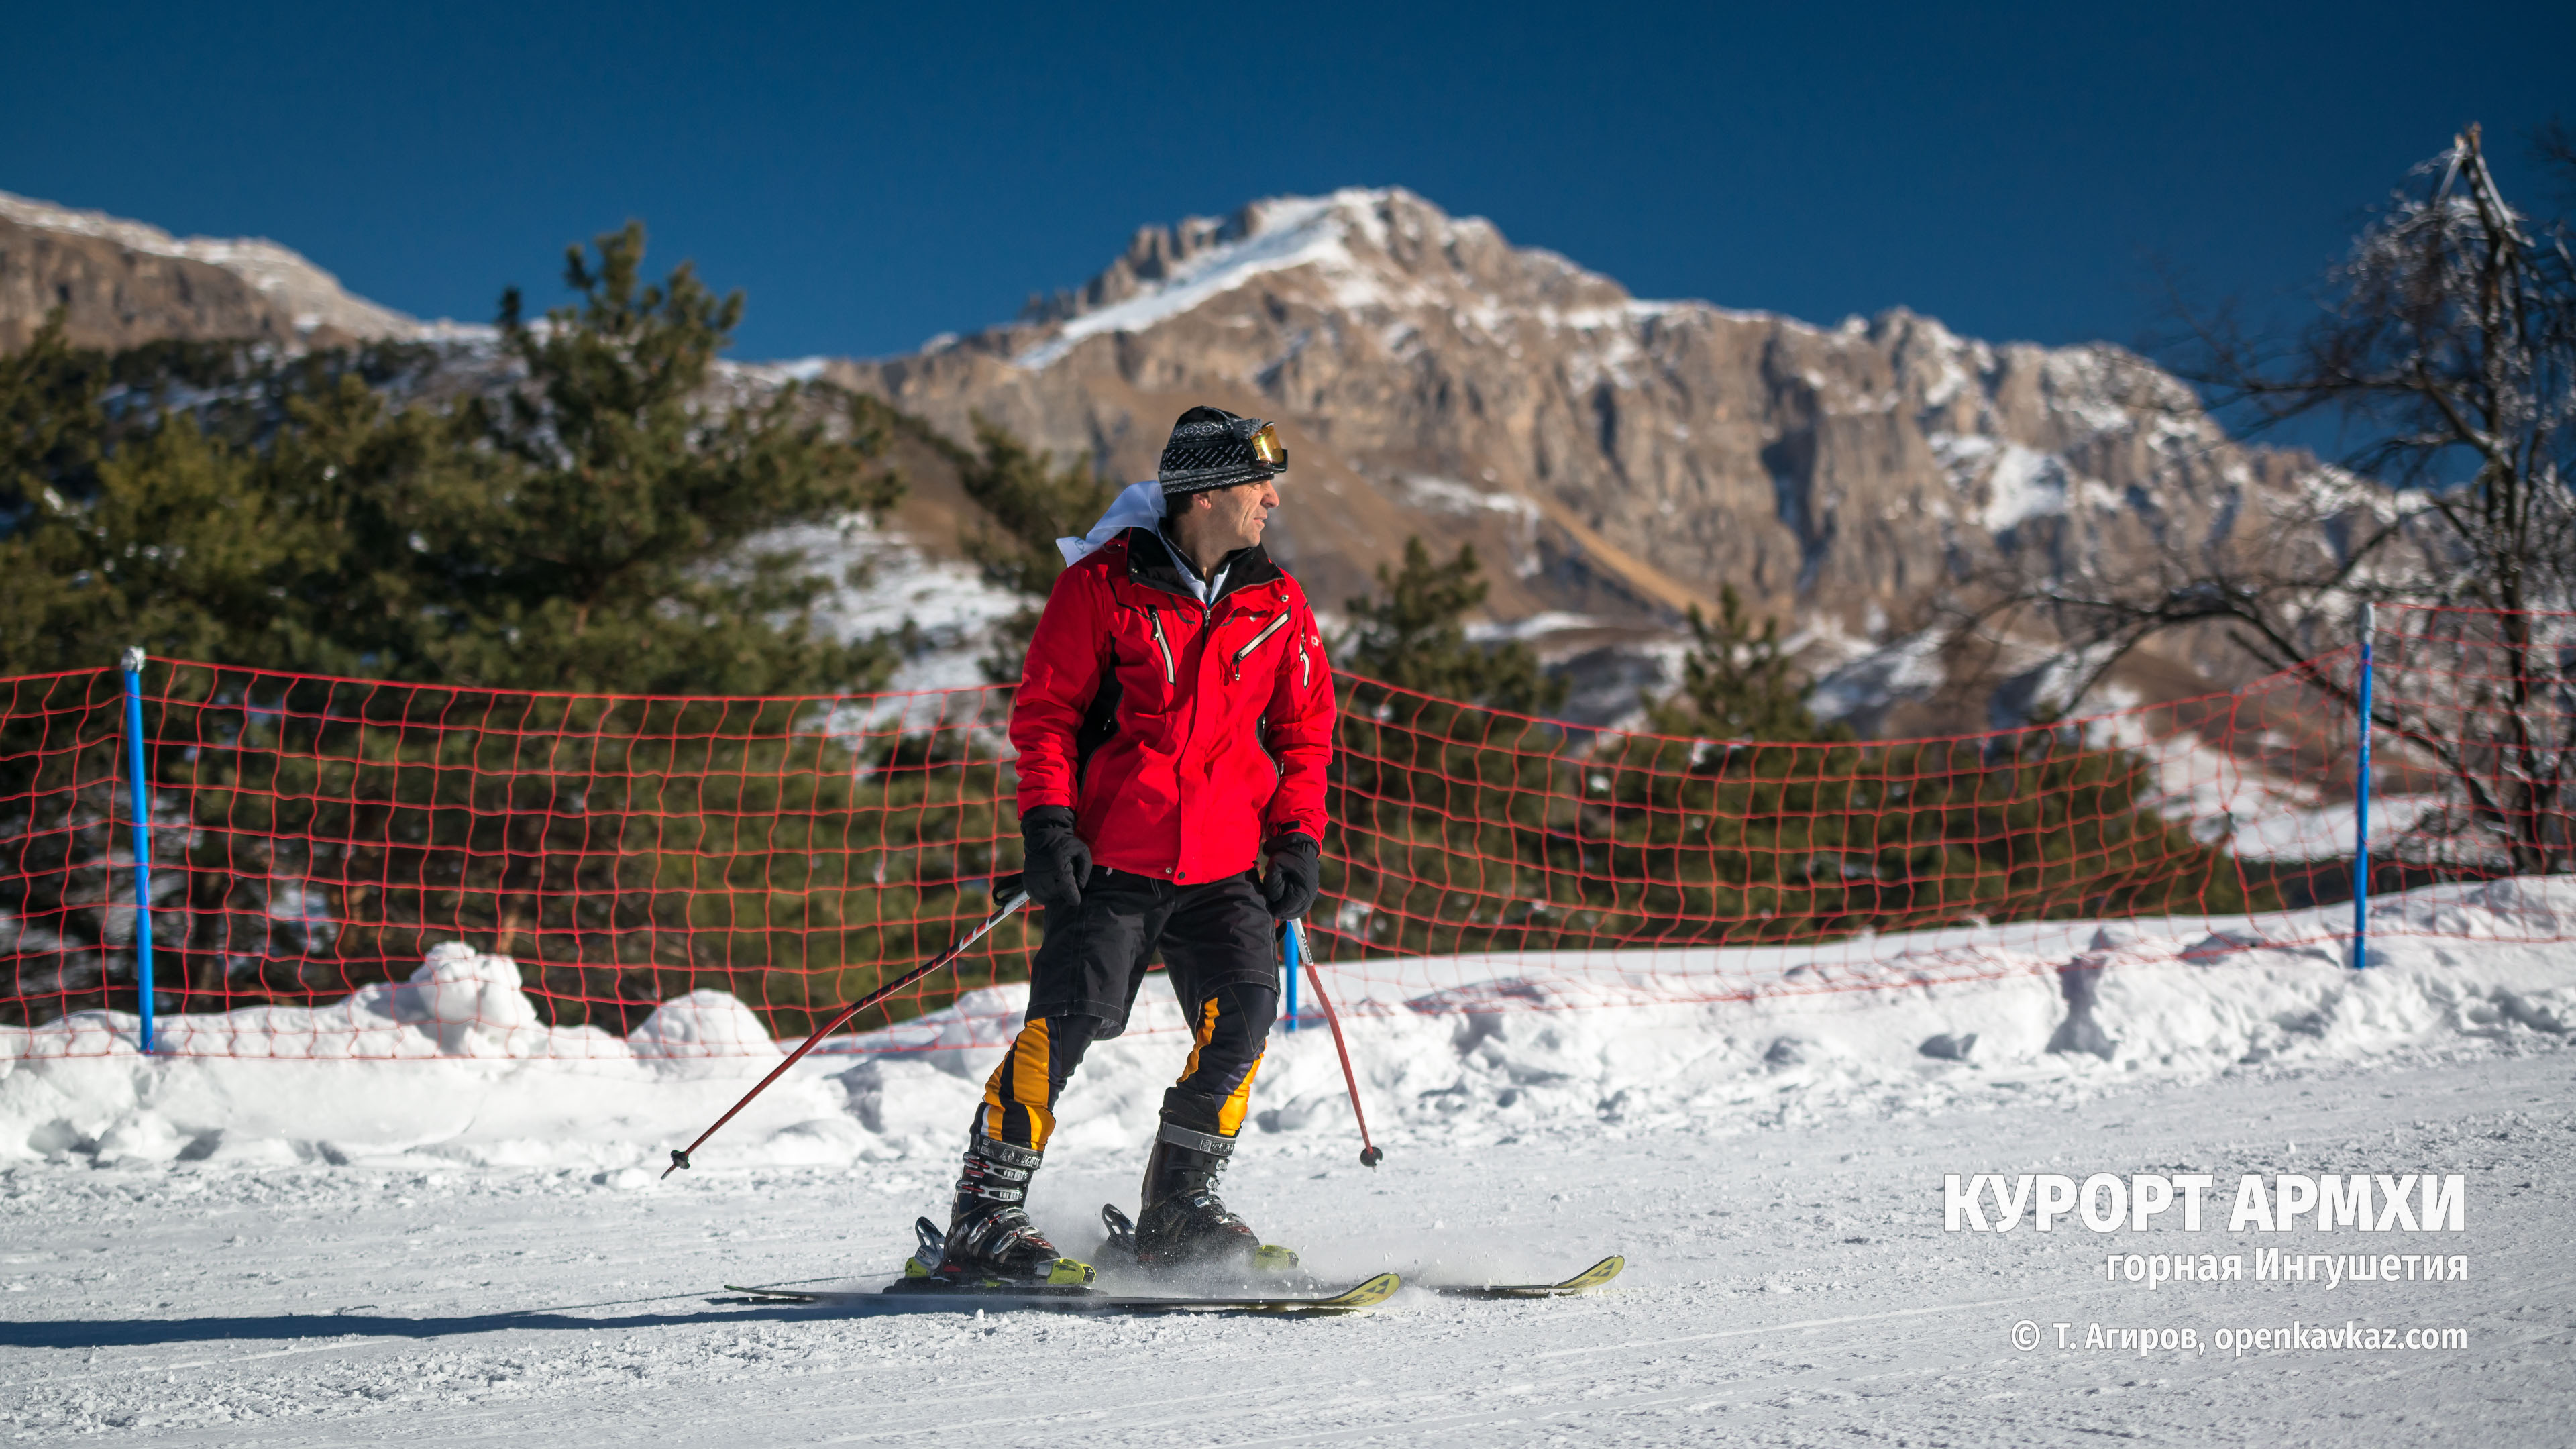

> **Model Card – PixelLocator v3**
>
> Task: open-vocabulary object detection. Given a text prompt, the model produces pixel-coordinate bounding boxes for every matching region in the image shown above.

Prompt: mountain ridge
[0,183,2379,728]
[826,186,2376,724]
[0,188,460,352]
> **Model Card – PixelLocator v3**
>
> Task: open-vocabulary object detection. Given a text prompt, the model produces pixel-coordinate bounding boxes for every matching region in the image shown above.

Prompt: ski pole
[664,877,1030,1179]
[1289,918,1382,1167]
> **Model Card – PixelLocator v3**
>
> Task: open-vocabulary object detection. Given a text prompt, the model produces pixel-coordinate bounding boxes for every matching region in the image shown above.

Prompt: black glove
[1020,806,1093,913]
[1259,831,1321,921]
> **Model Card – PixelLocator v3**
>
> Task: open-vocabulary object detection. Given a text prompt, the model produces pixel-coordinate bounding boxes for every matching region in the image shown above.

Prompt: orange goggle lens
[1247,422,1287,468]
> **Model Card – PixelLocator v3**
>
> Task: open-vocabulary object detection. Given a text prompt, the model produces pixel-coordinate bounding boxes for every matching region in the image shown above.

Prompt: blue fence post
[119,647,158,1051]
[1282,916,1301,1032]
[2350,604,2375,971]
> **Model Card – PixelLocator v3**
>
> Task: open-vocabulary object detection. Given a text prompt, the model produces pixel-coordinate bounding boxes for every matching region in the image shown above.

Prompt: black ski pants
[973,867,1279,1152]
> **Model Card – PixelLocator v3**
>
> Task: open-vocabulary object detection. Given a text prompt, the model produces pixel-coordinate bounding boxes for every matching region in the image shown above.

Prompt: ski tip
[1313,1271,1401,1310]
[1561,1255,1624,1292]
[1423,1254,1626,1299]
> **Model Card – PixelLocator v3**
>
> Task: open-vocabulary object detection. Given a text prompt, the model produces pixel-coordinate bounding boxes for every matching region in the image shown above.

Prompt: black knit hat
[1157,405,1289,497]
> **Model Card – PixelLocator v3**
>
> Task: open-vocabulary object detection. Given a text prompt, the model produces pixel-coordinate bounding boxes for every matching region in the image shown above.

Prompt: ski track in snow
[2,881,2572,1444]
[3,1053,2571,1445]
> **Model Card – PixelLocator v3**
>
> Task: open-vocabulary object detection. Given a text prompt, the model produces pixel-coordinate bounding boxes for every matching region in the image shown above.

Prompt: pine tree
[412,221,905,696]
[1342,536,1566,712]
[0,313,105,521]
[1647,585,1847,743]
[943,416,1112,683]
[0,314,313,676]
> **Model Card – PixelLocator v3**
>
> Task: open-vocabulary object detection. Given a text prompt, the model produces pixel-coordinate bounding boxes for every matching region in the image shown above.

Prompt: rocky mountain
[1,183,2375,729]
[0,189,435,352]
[832,188,2373,726]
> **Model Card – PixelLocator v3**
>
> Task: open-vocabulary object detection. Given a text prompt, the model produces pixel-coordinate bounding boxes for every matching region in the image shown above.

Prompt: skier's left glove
[1259,831,1321,920]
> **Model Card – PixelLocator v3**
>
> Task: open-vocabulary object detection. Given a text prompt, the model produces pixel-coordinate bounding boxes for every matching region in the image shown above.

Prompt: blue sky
[8,1,2569,362]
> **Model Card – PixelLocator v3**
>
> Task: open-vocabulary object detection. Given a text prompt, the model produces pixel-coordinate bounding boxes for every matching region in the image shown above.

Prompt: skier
[932,406,1334,1283]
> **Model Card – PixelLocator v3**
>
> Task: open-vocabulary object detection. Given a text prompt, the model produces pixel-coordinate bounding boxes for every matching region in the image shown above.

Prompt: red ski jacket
[1010,528,1334,884]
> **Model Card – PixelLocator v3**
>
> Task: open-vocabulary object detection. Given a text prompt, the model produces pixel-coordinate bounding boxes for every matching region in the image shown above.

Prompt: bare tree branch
[1981,126,2576,873]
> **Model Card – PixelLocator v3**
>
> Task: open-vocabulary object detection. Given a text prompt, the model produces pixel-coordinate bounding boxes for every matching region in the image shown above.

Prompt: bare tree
[1996,125,2576,874]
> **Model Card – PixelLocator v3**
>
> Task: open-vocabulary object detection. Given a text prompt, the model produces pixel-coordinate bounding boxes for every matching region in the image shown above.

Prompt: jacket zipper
[1229,614,1289,677]
[1147,608,1176,684]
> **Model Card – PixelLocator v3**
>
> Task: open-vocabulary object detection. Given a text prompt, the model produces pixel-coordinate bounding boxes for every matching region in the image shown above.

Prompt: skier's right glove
[1020,806,1093,913]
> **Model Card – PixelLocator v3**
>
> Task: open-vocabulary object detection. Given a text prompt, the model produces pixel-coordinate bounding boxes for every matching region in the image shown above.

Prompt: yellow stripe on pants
[1178,996,1265,1138]
[977,1018,1057,1150]
[1179,997,1218,1083]
[1216,1048,1263,1136]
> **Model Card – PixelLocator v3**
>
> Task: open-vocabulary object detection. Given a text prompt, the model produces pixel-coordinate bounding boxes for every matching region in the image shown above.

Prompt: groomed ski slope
[3,879,2572,1445]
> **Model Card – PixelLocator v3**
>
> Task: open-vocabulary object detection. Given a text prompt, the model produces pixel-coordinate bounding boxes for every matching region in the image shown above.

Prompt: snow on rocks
[1,879,2569,1174]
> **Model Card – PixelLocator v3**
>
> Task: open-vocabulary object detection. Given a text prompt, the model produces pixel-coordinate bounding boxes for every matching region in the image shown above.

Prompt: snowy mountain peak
[1012,187,1633,369]
[0,187,447,350]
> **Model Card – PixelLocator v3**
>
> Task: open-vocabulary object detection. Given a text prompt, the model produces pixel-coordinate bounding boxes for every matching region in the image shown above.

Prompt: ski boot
[1130,1120,1295,1274]
[919,1134,1093,1287]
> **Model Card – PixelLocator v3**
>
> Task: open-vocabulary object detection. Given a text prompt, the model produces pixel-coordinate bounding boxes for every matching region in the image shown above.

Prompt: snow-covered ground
[3,880,2571,1444]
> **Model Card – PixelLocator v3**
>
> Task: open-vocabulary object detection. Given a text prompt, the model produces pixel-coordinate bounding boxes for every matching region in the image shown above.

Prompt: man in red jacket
[934,406,1335,1284]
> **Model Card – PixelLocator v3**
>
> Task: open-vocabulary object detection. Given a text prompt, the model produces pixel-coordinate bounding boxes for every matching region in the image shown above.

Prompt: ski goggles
[1244,419,1287,470]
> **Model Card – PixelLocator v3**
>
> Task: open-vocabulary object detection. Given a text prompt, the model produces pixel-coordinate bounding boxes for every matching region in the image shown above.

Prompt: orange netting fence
[2,604,2568,1057]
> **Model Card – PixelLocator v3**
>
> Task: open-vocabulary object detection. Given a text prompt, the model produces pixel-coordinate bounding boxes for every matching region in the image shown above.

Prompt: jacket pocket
[1146,608,1177,684]
[1228,613,1289,679]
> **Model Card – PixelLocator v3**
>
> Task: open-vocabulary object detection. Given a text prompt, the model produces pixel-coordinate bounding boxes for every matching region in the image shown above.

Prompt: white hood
[1056,479,1167,566]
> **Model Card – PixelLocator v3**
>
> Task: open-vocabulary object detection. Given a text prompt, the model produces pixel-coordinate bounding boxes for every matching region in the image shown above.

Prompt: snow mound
[400,943,541,1051]
[0,881,2567,1173]
[630,991,782,1059]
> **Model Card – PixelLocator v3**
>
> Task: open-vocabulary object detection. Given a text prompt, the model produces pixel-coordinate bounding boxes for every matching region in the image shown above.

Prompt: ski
[718,1271,1400,1316]
[1090,1199,1618,1301]
[716,1213,1395,1314]
[1418,1254,1625,1299]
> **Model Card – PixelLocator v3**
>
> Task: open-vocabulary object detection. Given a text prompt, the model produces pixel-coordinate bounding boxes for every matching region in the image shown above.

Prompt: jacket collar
[1120,525,1283,607]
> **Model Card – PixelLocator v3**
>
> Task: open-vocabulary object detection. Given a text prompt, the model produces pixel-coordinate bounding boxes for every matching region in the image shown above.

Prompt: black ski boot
[932,1135,1088,1286]
[1132,1120,1263,1271]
